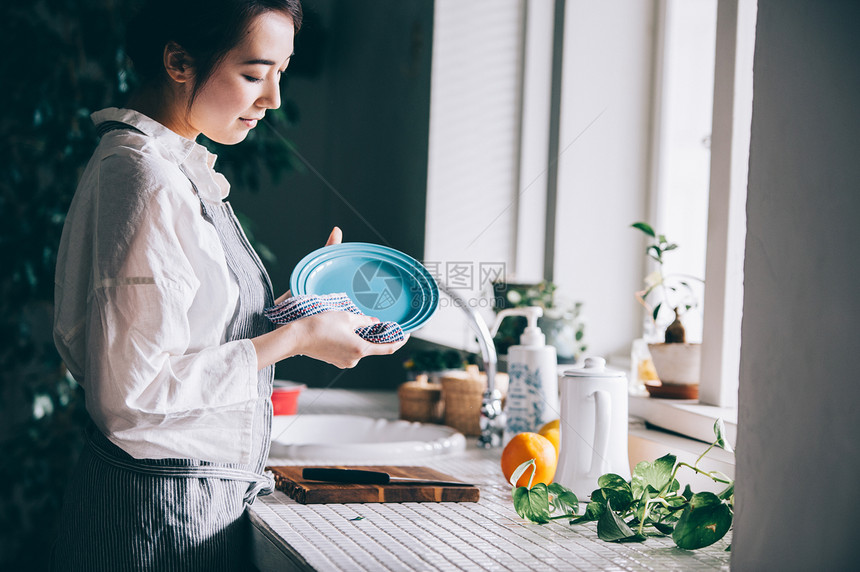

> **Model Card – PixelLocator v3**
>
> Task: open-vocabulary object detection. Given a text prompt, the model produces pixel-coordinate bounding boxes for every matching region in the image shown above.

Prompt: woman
[51,0,406,569]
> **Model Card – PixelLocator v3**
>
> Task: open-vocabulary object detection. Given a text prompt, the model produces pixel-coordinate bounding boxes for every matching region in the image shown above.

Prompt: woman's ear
[163,41,195,84]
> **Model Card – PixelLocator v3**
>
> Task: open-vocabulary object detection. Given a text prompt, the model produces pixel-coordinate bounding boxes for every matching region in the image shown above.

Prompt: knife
[302,467,473,487]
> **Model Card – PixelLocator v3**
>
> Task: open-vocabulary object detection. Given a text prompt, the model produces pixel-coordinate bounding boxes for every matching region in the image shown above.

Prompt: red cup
[271,381,306,415]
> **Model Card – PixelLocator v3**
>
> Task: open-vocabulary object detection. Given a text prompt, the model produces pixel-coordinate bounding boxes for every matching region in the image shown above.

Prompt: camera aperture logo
[352,261,404,311]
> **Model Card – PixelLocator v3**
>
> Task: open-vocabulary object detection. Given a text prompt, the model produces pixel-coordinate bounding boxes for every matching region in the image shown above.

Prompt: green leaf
[598,473,630,490]
[570,500,604,524]
[595,474,635,513]
[672,492,733,550]
[510,459,536,488]
[547,483,579,516]
[512,483,551,524]
[652,302,662,322]
[667,493,689,508]
[632,222,656,237]
[597,502,646,543]
[632,484,668,523]
[632,454,677,498]
[713,418,734,452]
[682,484,694,502]
[718,482,734,503]
[651,521,675,535]
[591,489,627,516]
[646,245,663,260]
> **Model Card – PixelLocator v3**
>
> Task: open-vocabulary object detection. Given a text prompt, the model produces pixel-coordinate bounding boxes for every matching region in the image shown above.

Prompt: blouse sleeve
[85,150,260,464]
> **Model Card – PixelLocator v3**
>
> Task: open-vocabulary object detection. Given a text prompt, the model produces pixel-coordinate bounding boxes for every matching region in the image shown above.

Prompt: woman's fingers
[325,226,343,246]
[349,314,409,355]
[366,334,409,355]
[274,289,292,304]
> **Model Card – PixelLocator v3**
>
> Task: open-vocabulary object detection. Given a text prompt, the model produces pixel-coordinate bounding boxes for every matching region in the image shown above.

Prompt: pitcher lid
[563,356,626,378]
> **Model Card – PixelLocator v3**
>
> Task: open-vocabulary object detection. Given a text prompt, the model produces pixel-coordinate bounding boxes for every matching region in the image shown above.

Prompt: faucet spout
[437,284,505,448]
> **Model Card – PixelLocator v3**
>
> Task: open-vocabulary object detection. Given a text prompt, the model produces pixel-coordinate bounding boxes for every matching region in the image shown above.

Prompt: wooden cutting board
[268,465,480,504]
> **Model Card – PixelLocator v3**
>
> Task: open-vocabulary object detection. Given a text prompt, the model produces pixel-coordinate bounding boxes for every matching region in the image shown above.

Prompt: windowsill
[628,394,738,447]
[627,395,736,493]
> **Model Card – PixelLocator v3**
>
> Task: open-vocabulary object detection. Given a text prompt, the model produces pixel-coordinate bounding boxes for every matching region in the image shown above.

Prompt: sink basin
[269,414,466,462]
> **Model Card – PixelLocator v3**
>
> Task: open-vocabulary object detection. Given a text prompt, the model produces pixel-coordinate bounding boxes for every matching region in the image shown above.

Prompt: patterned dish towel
[264,293,405,344]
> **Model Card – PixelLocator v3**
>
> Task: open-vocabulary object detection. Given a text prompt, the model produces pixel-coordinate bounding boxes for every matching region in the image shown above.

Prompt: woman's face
[185,11,295,144]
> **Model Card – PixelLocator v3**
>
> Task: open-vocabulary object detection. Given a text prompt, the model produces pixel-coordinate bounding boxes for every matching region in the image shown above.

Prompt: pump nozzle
[490,306,546,347]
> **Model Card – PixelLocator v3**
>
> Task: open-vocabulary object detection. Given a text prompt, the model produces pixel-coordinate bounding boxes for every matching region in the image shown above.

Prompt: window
[420,0,526,349]
[421,1,755,428]
[651,0,718,346]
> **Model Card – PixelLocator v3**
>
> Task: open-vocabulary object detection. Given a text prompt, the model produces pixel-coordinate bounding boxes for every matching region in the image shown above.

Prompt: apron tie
[87,427,274,505]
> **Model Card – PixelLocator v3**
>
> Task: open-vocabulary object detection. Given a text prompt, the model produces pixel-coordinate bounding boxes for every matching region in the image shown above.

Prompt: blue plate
[290,243,439,333]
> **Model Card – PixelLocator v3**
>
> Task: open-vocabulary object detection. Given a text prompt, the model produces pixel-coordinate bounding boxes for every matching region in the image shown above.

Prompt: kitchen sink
[268,414,467,463]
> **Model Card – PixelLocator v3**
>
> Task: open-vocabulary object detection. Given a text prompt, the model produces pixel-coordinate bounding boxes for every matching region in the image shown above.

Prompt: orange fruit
[539,427,560,457]
[501,432,558,487]
[538,420,561,456]
[538,419,560,433]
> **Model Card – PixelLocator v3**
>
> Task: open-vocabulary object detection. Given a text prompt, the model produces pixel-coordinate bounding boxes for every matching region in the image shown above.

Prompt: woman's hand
[257,224,407,369]
[290,311,407,368]
[252,311,407,370]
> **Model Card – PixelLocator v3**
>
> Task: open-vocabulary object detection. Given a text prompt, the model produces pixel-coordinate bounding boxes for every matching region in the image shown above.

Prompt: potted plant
[490,281,587,364]
[402,348,474,383]
[632,222,703,396]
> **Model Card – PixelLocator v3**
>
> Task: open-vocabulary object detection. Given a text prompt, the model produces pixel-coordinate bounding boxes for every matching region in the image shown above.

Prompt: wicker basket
[440,366,509,436]
[398,375,444,423]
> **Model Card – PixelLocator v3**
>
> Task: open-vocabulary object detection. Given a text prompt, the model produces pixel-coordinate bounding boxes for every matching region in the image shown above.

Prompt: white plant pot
[647,343,701,386]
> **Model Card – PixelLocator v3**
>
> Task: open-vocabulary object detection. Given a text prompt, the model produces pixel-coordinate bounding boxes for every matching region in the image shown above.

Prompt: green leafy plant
[631,222,703,343]
[403,349,476,374]
[510,419,734,550]
[491,281,586,360]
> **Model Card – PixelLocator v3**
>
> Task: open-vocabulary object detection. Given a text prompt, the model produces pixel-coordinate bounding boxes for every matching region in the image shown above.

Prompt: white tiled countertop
[248,389,732,571]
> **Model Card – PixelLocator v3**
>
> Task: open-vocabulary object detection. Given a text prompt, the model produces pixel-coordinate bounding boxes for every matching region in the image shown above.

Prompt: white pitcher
[555,356,631,500]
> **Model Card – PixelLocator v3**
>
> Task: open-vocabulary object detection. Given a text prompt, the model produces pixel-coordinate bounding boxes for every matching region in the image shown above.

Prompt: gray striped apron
[51,122,276,571]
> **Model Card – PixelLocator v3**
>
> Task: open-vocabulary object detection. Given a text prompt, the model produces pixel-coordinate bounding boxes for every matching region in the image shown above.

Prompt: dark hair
[126,0,302,105]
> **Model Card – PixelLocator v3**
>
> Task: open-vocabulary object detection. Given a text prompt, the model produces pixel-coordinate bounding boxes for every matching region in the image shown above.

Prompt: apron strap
[96,120,145,137]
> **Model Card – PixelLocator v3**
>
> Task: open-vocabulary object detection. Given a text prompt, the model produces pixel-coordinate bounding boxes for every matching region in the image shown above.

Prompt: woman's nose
[261,78,281,110]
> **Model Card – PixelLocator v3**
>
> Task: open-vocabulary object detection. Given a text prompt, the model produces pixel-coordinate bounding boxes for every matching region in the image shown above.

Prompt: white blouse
[54,108,262,464]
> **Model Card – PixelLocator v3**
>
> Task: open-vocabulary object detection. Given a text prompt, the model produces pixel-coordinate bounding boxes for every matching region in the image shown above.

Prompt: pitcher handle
[589,389,611,477]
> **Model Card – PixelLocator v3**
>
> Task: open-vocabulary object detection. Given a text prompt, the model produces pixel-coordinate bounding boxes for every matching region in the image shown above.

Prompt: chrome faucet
[438,284,505,448]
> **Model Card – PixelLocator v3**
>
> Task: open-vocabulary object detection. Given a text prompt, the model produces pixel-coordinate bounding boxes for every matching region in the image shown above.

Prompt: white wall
[553,0,656,358]
[733,1,860,569]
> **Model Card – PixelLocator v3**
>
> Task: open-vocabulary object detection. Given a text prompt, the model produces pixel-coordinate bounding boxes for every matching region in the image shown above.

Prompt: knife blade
[302,467,473,487]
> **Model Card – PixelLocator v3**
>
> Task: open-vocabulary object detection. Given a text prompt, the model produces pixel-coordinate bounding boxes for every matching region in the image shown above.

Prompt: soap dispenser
[491,306,559,444]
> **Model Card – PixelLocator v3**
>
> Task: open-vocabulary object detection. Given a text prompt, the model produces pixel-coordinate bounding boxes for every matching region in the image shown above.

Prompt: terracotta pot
[647,343,701,386]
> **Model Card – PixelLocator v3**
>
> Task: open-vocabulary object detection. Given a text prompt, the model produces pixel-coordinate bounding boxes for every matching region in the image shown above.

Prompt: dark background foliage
[0,1,300,568]
[0,0,435,566]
